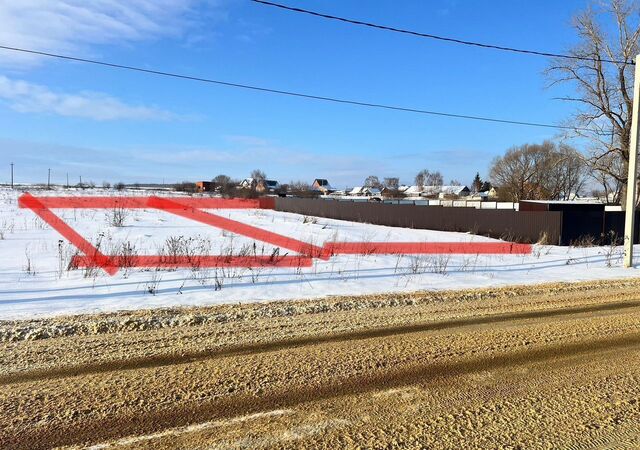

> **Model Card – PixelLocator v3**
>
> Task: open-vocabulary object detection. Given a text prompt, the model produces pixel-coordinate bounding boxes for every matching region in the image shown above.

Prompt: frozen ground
[0,187,638,319]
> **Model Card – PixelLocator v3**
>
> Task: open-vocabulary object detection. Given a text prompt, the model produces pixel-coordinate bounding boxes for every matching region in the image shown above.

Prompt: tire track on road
[5,301,640,386]
[4,299,640,386]
[8,329,640,450]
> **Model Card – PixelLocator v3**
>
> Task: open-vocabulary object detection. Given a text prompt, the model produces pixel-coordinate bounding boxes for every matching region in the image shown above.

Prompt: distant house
[349,186,381,196]
[239,178,257,190]
[438,185,470,198]
[238,177,280,194]
[312,178,335,194]
[399,185,423,196]
[256,179,280,193]
[380,186,400,197]
[419,185,470,198]
[466,187,499,201]
[195,181,213,192]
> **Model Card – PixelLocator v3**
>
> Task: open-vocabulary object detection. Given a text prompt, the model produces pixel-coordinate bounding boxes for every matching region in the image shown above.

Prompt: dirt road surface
[3,280,640,449]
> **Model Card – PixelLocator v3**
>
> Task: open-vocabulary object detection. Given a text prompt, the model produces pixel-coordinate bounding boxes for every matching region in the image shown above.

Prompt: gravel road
[2,280,640,449]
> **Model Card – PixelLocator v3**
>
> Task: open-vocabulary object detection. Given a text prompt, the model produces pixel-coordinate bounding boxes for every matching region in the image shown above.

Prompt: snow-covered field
[0,187,638,319]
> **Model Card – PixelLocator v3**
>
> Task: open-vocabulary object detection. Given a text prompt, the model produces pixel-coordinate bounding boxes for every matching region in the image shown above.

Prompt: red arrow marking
[18,193,532,276]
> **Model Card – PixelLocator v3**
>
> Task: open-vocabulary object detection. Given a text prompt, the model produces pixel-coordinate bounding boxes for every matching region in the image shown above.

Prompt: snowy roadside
[1,187,639,320]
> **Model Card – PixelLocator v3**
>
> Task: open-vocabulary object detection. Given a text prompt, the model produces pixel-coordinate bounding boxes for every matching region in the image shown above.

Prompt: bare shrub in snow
[115,241,138,278]
[107,206,128,227]
[146,270,162,295]
[460,254,479,272]
[602,231,623,268]
[302,215,318,225]
[0,218,14,239]
[532,245,552,259]
[428,254,451,275]
[537,231,551,245]
[23,248,35,276]
[83,233,105,279]
[571,235,596,248]
[408,255,427,274]
[56,240,78,278]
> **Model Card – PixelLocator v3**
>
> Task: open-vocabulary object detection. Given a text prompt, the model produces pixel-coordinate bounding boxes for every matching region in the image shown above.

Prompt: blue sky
[0,0,591,188]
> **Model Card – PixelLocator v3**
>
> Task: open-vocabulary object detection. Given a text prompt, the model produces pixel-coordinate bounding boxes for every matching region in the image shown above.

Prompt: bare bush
[537,231,551,245]
[428,254,451,275]
[408,255,427,274]
[107,207,128,227]
[83,233,105,279]
[23,248,35,276]
[570,235,596,248]
[146,270,162,295]
[602,231,624,267]
[302,215,318,225]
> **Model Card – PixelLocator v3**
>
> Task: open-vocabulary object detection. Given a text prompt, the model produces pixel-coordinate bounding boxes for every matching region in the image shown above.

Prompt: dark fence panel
[560,211,605,245]
[559,211,640,245]
[275,198,563,244]
[603,211,640,244]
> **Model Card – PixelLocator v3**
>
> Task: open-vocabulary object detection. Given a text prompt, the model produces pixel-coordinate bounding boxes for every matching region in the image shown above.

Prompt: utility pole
[10,162,13,189]
[47,168,51,189]
[66,173,69,189]
[624,53,640,268]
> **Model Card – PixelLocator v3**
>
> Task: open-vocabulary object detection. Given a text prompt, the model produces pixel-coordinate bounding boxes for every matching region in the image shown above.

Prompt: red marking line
[71,255,313,269]
[24,196,273,209]
[325,242,531,255]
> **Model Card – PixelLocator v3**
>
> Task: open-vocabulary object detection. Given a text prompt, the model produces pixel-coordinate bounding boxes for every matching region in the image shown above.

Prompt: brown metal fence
[274,198,563,244]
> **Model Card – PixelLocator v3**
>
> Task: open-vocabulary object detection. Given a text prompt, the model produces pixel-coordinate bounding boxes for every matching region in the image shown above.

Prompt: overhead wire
[251,0,633,66]
[0,44,598,132]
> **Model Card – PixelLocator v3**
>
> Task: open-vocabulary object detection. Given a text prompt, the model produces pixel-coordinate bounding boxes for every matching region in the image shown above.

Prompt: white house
[349,186,381,196]
[399,185,423,196]
[239,178,257,189]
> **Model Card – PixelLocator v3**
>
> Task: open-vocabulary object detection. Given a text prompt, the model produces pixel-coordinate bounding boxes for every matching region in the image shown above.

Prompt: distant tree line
[489,141,587,202]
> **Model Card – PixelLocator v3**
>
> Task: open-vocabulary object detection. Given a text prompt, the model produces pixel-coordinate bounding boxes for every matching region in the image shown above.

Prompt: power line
[0,44,592,131]
[252,0,633,66]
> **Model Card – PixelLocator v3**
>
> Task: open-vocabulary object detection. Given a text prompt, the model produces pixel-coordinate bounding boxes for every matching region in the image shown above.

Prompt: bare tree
[490,141,587,201]
[364,175,381,188]
[590,152,624,202]
[289,180,311,191]
[251,169,266,181]
[415,169,443,188]
[547,0,640,206]
[212,174,235,196]
[213,174,231,185]
[383,177,399,190]
[425,171,443,187]
[449,179,462,186]
[415,170,428,188]
[547,144,589,200]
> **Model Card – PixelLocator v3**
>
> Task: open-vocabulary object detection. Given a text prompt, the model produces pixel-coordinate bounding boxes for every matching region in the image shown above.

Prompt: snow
[0,187,639,320]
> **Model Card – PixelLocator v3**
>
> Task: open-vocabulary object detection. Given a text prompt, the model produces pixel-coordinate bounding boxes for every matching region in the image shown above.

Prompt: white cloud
[0,0,222,68]
[0,75,172,121]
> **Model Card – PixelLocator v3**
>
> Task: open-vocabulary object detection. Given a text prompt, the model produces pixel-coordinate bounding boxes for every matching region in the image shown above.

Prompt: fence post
[624,54,640,268]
